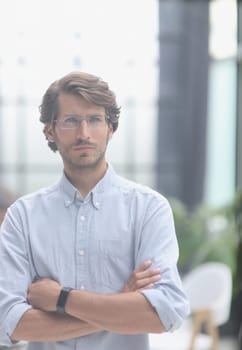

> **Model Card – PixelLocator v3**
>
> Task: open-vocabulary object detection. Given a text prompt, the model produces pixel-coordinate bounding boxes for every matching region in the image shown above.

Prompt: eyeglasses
[55,114,109,130]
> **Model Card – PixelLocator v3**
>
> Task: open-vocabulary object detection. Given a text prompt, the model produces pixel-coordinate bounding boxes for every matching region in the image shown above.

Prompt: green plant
[169,198,237,285]
[229,191,242,295]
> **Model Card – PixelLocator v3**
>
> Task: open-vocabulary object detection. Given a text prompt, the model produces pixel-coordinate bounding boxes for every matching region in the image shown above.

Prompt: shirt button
[79,249,85,256]
[95,202,100,207]
[80,215,85,221]
[80,285,85,290]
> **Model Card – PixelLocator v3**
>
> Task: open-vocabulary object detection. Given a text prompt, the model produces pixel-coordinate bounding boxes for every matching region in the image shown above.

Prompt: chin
[73,158,101,169]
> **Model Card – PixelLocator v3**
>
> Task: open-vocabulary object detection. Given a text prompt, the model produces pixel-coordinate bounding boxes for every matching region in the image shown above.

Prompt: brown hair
[39,71,121,152]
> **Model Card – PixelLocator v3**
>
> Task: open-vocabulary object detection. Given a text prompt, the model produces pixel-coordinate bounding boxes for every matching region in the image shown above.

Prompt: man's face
[46,93,113,172]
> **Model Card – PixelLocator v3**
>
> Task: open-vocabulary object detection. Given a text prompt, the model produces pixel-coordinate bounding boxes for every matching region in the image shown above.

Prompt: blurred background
[0,0,241,349]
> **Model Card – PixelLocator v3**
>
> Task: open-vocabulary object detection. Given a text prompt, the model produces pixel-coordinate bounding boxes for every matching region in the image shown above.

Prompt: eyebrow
[62,114,105,118]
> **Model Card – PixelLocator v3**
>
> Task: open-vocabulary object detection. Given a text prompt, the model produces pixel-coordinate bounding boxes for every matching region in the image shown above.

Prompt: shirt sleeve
[137,195,190,332]
[0,203,32,346]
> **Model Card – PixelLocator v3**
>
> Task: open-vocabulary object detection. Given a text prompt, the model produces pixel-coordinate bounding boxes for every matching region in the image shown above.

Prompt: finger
[133,260,152,273]
[135,267,160,280]
[127,267,160,290]
[126,273,160,291]
[135,274,161,289]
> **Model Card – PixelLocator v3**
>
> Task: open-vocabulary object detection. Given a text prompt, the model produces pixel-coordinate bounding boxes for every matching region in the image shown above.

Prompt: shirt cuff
[140,289,190,332]
[0,303,32,346]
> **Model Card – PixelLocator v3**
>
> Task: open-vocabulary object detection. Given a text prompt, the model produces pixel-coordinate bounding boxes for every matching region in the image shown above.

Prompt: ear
[108,124,113,140]
[44,124,55,142]
[108,130,113,141]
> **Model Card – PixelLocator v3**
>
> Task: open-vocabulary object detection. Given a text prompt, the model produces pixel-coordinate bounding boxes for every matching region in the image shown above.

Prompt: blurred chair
[149,262,232,350]
[239,324,242,350]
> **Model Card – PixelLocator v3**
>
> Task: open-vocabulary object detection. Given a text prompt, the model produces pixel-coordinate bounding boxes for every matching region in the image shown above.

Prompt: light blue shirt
[0,165,189,350]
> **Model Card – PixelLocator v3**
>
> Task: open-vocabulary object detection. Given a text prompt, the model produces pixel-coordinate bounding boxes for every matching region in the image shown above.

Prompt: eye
[88,115,103,124]
[62,115,79,128]
[64,115,78,124]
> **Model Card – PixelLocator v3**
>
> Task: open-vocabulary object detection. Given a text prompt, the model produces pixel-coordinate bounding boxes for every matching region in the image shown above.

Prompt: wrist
[56,287,73,314]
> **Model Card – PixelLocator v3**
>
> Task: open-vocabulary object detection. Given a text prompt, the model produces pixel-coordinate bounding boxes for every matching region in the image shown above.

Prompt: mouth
[72,145,95,151]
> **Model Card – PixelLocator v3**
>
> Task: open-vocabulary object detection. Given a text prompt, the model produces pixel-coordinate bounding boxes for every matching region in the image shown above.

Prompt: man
[0,71,189,350]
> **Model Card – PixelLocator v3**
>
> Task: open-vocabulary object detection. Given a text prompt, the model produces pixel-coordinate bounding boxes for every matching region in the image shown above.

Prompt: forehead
[57,93,105,116]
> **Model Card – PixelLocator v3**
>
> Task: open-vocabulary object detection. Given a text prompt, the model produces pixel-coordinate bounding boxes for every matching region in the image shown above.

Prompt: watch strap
[56,287,73,314]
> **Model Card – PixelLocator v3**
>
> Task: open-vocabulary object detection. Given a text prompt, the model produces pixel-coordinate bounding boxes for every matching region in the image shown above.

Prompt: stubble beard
[59,134,110,171]
[67,148,106,170]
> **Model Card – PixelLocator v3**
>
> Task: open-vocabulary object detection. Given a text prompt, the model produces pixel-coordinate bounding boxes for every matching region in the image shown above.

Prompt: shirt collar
[59,163,117,210]
[60,174,77,207]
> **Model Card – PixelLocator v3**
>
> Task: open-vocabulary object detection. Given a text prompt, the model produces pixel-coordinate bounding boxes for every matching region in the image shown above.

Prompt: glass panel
[205,0,237,206]
[0,0,159,194]
[205,59,237,206]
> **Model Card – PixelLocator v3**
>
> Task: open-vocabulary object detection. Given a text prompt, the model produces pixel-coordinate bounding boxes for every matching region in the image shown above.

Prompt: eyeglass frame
[53,114,111,130]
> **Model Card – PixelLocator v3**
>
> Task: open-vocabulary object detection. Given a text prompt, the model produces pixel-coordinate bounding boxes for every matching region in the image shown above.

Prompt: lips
[72,144,94,151]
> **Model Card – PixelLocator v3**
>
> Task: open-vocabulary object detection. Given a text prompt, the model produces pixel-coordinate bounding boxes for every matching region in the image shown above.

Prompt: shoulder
[112,174,171,209]
[10,181,60,211]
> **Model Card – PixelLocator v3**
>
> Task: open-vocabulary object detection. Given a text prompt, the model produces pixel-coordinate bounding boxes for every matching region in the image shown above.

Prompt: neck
[64,161,108,198]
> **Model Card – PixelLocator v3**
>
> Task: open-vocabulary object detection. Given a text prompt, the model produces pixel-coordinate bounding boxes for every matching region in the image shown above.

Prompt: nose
[75,120,90,139]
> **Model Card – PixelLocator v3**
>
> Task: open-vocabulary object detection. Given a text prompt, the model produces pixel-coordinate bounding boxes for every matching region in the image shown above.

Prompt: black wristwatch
[56,287,73,314]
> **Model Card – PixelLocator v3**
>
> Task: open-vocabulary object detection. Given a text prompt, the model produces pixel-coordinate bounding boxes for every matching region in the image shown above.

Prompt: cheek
[55,131,75,146]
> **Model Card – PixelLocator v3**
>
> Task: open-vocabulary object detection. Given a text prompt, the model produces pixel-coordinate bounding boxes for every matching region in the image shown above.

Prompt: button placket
[76,203,90,290]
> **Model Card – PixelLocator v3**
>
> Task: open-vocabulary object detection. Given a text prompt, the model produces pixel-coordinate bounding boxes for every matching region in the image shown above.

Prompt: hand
[122,261,161,293]
[28,278,61,312]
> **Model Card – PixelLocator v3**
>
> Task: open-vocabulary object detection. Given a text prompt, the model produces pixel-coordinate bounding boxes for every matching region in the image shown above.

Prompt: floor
[0,337,239,350]
[219,336,238,350]
[150,332,239,350]
[2,336,239,350]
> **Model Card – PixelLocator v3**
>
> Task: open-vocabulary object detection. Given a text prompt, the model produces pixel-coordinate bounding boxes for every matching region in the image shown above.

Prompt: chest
[25,201,137,292]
